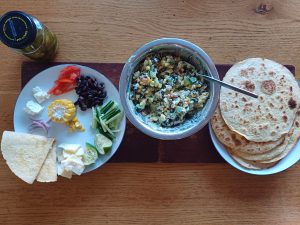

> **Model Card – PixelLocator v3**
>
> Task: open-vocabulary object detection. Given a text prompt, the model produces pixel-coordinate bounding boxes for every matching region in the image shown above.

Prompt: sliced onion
[28,118,51,134]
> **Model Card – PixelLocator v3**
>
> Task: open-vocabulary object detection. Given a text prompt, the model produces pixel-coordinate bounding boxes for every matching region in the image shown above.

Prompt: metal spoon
[199,74,258,99]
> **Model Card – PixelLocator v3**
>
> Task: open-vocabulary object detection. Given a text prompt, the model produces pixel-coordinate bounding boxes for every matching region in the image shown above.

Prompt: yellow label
[3,16,28,42]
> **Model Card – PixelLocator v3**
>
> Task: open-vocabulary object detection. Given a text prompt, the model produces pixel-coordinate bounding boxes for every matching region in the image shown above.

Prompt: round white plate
[14,64,126,173]
[209,123,300,175]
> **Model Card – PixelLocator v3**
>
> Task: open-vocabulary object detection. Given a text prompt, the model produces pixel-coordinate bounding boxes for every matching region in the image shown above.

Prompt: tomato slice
[55,78,74,84]
[69,72,80,81]
[49,66,80,96]
[58,66,80,80]
[48,84,62,95]
[63,85,76,93]
[48,83,76,95]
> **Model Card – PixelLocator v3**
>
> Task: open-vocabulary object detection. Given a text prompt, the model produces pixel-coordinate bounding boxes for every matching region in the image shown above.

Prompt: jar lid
[0,11,37,49]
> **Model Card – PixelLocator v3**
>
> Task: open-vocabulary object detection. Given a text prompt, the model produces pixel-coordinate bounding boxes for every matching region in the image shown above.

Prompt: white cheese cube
[24,100,44,116]
[62,150,73,159]
[61,155,85,175]
[32,86,43,94]
[75,147,85,156]
[58,144,81,153]
[32,86,50,104]
[57,164,73,179]
[57,149,65,162]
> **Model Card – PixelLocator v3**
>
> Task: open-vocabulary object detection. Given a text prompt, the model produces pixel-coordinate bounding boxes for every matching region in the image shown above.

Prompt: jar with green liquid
[0,11,58,60]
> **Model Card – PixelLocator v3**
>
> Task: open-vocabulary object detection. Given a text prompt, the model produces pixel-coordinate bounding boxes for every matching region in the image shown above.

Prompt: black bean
[75,74,107,110]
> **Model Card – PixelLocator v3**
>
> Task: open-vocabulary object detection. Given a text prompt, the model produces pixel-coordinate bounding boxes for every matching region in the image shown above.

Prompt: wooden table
[1,1,300,224]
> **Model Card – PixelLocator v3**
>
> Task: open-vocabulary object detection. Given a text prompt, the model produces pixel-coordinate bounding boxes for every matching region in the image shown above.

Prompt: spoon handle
[200,75,258,99]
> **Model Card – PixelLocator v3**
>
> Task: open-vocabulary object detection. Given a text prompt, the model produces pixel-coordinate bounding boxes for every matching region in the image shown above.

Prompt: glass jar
[0,11,58,61]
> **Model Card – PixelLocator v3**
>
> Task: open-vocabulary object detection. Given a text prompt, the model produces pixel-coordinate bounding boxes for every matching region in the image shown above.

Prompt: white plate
[209,123,300,175]
[14,64,126,173]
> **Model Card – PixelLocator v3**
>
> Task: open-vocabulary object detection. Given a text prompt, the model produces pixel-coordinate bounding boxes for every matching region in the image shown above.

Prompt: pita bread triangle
[1,131,54,184]
[36,141,57,182]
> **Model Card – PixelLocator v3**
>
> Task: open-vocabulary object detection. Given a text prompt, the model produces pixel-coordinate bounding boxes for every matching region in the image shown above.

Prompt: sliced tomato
[48,83,76,95]
[62,84,76,93]
[58,66,80,80]
[49,66,80,96]
[55,78,74,84]
[69,72,80,81]
[48,84,63,95]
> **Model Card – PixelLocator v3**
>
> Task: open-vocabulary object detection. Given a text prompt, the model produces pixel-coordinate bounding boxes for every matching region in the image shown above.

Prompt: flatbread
[36,141,57,182]
[233,109,300,161]
[260,111,300,163]
[220,58,300,142]
[231,154,276,170]
[211,106,284,154]
[1,131,54,184]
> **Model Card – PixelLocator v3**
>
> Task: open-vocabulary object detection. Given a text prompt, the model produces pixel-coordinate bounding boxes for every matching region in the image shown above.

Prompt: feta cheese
[58,144,81,153]
[57,150,65,162]
[32,86,50,104]
[75,147,85,156]
[61,155,85,175]
[57,143,86,178]
[57,164,72,179]
[24,100,44,116]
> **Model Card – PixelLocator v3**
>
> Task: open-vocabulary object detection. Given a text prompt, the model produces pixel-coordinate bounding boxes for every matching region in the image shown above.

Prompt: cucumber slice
[96,125,114,140]
[110,111,123,130]
[100,100,114,114]
[83,143,98,165]
[91,107,97,129]
[94,133,112,155]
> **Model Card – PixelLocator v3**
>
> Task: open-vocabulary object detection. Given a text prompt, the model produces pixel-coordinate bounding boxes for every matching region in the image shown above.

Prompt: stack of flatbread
[1,131,57,184]
[211,58,300,169]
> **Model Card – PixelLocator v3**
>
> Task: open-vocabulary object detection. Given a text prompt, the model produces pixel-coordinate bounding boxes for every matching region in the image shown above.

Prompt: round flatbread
[233,109,300,162]
[220,58,300,142]
[231,154,277,170]
[211,106,284,154]
[260,110,300,163]
[0,131,54,184]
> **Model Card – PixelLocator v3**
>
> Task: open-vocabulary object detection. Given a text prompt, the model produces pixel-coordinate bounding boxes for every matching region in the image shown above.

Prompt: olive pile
[74,75,107,111]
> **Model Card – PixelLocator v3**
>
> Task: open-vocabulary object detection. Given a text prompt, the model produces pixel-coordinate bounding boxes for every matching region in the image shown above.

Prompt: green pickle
[20,22,58,60]
[0,11,58,61]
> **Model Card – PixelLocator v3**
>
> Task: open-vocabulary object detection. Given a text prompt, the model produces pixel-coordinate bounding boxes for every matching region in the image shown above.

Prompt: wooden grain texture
[1,0,300,224]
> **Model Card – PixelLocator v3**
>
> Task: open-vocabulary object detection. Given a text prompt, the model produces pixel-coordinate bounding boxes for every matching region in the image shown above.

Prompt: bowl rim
[119,38,220,140]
